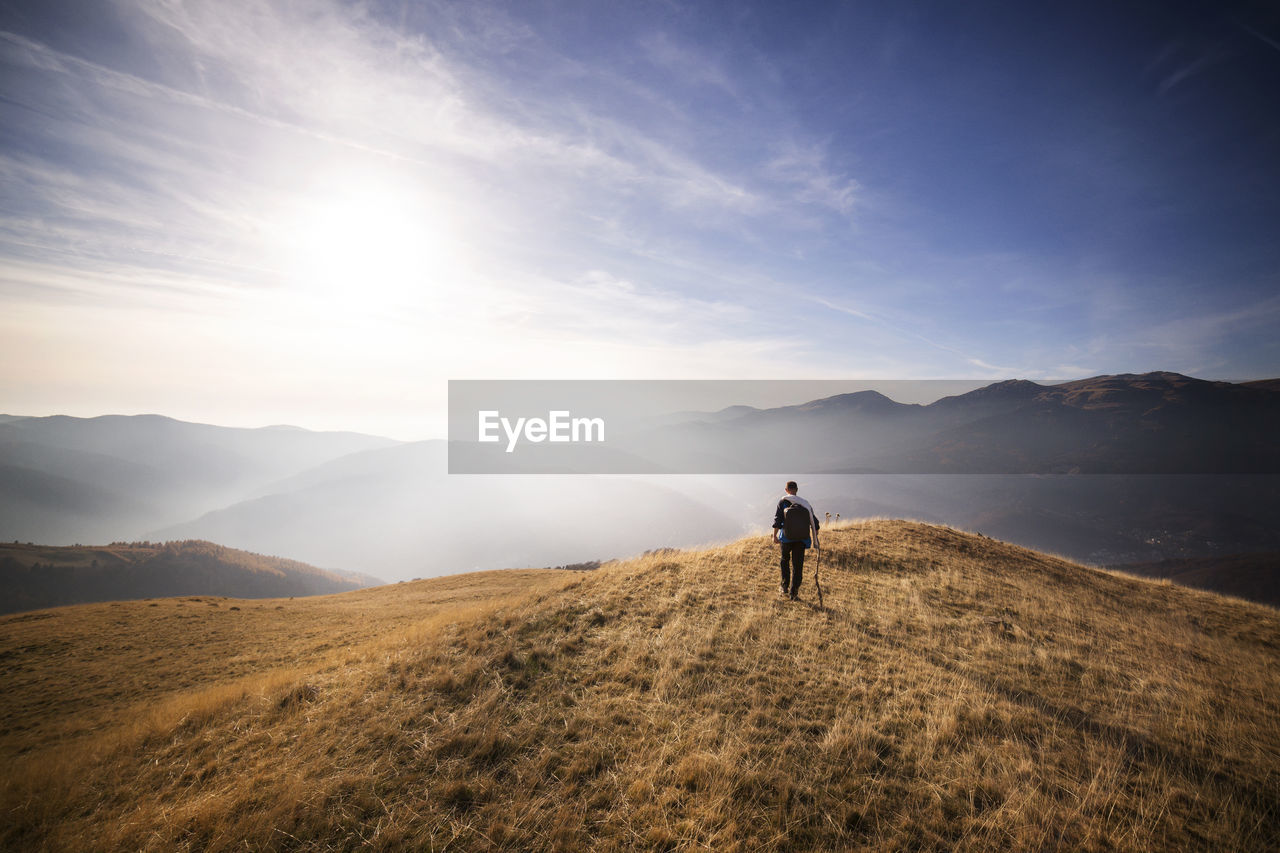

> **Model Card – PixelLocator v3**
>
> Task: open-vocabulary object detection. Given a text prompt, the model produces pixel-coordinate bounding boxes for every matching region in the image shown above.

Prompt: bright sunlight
[274,173,461,312]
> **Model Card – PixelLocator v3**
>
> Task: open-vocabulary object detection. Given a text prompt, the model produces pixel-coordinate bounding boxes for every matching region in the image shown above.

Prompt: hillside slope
[0,568,577,764]
[3,522,1278,851]
[1111,551,1280,608]
[0,539,379,614]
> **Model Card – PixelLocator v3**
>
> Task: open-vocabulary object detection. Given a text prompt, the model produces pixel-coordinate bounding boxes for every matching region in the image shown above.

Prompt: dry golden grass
[0,570,575,762]
[3,521,1278,851]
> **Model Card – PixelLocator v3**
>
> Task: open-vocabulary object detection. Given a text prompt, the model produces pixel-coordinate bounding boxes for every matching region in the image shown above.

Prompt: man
[771,480,819,601]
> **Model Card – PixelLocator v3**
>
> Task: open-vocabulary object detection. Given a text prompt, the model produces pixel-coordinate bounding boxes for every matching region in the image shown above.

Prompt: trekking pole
[814,537,824,609]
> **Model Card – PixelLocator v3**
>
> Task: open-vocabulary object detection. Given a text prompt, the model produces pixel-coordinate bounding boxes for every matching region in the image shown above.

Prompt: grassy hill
[0,569,574,765]
[3,521,1278,851]
[0,539,380,614]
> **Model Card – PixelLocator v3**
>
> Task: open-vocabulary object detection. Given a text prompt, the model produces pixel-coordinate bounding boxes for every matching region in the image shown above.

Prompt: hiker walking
[772,481,819,601]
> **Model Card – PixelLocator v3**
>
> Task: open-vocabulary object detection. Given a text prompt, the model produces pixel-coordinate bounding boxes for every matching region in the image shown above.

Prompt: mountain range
[0,414,396,543]
[613,372,1280,474]
[2,372,1277,597]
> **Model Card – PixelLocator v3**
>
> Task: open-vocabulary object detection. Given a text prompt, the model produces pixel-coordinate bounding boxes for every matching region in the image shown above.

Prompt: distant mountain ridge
[0,539,381,614]
[919,372,1279,474]
[2,372,1278,585]
[0,413,400,543]
[632,372,1280,474]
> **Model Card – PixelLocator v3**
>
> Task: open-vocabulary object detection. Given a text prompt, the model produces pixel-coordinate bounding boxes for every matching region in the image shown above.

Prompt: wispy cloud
[4,0,1269,433]
[1123,293,1280,370]
[639,31,741,99]
[1237,21,1280,54]
[2,0,866,317]
[765,141,860,217]
[1156,47,1228,94]
[5,0,870,431]
[804,294,1023,377]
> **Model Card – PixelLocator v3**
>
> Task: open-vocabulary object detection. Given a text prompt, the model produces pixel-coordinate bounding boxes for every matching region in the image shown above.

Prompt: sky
[1,0,1278,439]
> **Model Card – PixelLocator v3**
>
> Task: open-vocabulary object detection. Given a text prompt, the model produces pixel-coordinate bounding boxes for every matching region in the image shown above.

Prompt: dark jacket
[773,494,819,547]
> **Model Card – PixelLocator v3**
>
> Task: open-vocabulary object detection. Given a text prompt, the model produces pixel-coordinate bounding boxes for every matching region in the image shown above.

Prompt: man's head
[785,481,798,494]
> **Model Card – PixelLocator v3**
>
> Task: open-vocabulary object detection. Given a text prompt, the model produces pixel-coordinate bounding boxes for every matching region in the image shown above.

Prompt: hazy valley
[2,373,1276,608]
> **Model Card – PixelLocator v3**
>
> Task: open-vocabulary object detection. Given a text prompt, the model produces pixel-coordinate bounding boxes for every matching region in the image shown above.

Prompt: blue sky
[1,0,1278,438]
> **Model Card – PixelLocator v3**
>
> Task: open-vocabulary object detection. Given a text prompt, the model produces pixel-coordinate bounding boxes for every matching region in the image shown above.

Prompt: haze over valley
[3,373,1277,610]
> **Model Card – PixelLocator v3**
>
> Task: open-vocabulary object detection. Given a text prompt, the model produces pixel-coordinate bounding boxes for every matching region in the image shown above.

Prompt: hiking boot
[789,592,799,601]
[779,584,788,596]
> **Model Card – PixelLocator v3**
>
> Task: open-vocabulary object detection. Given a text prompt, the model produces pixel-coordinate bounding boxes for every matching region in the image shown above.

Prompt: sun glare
[276,177,461,313]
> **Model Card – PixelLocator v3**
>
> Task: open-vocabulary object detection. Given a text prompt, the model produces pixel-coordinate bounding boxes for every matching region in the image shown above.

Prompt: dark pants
[780,541,805,594]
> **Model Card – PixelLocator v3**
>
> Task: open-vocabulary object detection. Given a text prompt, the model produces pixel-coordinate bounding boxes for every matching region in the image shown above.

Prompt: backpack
[782,501,811,541]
